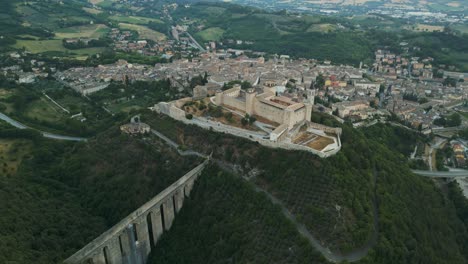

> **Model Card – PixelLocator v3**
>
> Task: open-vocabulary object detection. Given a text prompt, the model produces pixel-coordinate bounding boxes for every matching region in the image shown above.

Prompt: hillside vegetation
[143,112,468,263]
[0,124,200,263]
[149,166,328,264]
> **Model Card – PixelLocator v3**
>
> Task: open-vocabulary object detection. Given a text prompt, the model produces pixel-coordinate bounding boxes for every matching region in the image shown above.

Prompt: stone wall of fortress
[223,96,247,113]
[254,101,286,125]
[155,103,341,158]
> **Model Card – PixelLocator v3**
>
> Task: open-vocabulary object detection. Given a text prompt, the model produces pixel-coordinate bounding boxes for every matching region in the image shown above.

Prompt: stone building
[215,84,314,130]
[332,100,370,118]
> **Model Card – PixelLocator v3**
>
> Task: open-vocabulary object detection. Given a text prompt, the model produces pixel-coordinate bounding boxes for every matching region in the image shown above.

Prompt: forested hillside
[149,166,328,264]
[0,123,200,263]
[144,112,468,264]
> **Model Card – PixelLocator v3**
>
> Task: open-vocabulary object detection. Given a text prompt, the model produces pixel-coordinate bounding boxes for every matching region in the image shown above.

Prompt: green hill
[149,165,328,264]
[0,125,200,263]
[144,112,468,264]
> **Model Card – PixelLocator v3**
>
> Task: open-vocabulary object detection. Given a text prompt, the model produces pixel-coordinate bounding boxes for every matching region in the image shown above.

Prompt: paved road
[0,112,86,142]
[412,170,468,178]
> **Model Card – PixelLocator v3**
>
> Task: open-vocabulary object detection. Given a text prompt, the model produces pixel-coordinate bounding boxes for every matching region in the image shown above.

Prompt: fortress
[215,84,315,131]
[152,81,341,158]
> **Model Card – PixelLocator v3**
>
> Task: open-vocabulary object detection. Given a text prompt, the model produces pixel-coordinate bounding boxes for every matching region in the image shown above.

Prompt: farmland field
[110,15,163,25]
[118,23,166,41]
[195,27,225,41]
[12,39,105,55]
[405,24,445,32]
[13,39,67,53]
[55,24,109,39]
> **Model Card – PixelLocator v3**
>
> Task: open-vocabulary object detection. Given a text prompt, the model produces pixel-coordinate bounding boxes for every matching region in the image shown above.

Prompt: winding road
[412,169,468,178]
[0,112,86,142]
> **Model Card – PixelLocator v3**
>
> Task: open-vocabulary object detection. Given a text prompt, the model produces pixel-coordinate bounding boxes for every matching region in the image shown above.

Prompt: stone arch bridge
[64,158,210,264]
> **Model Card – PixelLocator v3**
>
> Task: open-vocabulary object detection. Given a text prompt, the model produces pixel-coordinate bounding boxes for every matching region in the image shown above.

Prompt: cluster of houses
[54,60,155,95]
[373,49,435,79]
[0,52,51,84]
[110,27,197,59]
[48,46,468,132]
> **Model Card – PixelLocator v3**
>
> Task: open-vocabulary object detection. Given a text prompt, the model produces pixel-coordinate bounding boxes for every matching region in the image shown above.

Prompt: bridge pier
[119,232,131,262]
[88,250,106,264]
[162,197,175,230]
[149,209,164,243]
[134,218,151,261]
[184,178,195,197]
[106,237,123,264]
[174,190,184,213]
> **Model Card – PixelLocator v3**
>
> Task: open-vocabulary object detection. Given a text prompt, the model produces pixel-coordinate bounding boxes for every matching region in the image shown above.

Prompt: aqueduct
[64,158,210,264]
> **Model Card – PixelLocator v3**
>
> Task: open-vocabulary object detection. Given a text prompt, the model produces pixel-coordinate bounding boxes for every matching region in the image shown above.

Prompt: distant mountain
[221,0,468,12]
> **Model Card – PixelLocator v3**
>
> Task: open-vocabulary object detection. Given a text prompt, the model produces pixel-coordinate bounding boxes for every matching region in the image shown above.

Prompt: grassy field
[405,24,445,32]
[0,89,13,100]
[110,15,163,25]
[24,98,65,123]
[13,39,66,53]
[82,7,102,14]
[12,39,105,55]
[15,3,95,31]
[119,23,166,41]
[0,139,32,177]
[55,24,109,39]
[307,23,337,33]
[195,27,225,41]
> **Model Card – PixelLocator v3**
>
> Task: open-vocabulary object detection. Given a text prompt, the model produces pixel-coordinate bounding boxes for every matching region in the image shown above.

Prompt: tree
[202,72,208,84]
[241,118,248,126]
[315,74,325,89]
[379,84,386,94]
[443,77,457,87]
[241,81,252,90]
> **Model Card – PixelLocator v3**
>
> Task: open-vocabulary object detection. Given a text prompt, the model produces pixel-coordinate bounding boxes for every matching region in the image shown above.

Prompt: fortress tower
[245,88,256,115]
[305,89,316,121]
[215,90,224,105]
